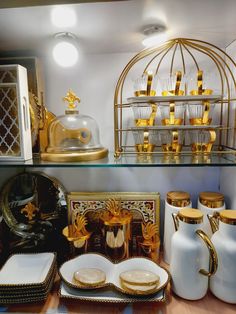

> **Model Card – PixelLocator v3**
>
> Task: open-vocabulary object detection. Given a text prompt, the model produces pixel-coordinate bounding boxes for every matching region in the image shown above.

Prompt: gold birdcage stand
[113,38,236,161]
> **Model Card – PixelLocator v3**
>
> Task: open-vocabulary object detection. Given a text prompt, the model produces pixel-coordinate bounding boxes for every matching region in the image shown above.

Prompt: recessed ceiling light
[52,32,78,68]
[51,6,76,28]
[142,25,167,47]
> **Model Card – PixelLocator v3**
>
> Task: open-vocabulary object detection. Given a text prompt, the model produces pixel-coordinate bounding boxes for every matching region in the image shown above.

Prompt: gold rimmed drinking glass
[159,103,185,126]
[133,71,158,97]
[160,130,184,154]
[188,130,216,154]
[159,71,186,96]
[188,70,214,96]
[132,103,157,127]
[132,129,158,153]
[187,103,215,125]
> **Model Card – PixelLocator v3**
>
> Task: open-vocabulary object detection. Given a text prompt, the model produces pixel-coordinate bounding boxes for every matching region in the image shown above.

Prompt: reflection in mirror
[0,171,69,264]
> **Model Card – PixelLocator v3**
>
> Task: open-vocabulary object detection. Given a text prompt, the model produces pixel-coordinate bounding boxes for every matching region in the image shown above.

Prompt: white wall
[220,167,236,208]
[219,40,236,208]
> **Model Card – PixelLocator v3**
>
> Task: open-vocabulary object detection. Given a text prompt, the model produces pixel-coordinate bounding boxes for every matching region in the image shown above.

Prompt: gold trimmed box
[67,192,160,261]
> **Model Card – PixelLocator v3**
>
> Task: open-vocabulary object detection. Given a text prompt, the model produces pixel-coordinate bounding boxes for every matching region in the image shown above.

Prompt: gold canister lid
[219,210,236,225]
[167,191,191,207]
[199,192,224,208]
[100,199,132,226]
[178,208,203,224]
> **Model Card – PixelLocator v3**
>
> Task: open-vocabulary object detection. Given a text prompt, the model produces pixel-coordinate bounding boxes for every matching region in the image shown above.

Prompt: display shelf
[0,152,235,168]
[129,125,222,131]
[126,94,222,105]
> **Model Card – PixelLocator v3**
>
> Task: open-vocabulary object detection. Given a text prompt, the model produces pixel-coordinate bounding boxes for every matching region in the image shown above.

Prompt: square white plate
[0,253,56,286]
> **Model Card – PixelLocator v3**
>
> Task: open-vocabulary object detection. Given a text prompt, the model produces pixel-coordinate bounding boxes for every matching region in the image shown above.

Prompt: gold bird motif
[74,213,89,237]
[105,198,121,217]
[142,221,159,241]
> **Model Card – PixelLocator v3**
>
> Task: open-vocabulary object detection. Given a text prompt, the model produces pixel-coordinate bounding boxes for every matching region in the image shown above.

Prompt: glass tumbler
[159,71,186,96]
[132,129,158,153]
[160,130,184,154]
[132,103,157,127]
[187,101,215,125]
[134,72,158,97]
[188,70,214,96]
[159,103,185,125]
[188,130,216,154]
[187,102,215,125]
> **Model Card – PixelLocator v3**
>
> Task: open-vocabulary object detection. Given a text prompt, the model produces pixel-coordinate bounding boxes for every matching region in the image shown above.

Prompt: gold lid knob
[178,208,203,224]
[167,191,191,207]
[199,192,224,208]
[63,89,80,114]
[219,210,236,225]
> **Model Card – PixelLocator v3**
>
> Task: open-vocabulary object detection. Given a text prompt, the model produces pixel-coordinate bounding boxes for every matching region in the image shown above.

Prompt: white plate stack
[0,253,57,304]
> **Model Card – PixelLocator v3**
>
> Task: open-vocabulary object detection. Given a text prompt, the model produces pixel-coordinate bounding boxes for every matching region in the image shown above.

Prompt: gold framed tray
[59,282,167,303]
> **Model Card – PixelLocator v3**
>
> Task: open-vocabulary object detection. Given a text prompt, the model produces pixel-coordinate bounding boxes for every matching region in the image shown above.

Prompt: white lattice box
[0,65,32,161]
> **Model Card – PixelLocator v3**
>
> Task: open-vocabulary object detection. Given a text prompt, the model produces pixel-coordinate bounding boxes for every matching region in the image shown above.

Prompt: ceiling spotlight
[51,6,76,28]
[142,25,167,47]
[52,32,79,68]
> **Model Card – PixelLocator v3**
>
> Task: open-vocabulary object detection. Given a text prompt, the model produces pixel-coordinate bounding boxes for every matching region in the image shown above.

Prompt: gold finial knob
[63,89,80,110]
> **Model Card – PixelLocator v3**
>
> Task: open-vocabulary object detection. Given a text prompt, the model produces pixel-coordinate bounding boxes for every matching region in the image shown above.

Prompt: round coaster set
[74,268,106,287]
[119,270,160,295]
[73,267,160,295]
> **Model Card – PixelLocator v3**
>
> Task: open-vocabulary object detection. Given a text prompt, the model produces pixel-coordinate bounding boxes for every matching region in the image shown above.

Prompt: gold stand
[41,147,108,162]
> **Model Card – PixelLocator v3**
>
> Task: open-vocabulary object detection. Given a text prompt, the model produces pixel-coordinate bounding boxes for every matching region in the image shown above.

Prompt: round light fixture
[51,6,76,28]
[142,25,167,47]
[52,32,78,68]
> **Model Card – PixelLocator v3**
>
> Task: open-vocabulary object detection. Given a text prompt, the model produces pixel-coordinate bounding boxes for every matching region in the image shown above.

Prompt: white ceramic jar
[163,191,191,264]
[170,208,218,300]
[208,210,236,304]
[198,192,225,236]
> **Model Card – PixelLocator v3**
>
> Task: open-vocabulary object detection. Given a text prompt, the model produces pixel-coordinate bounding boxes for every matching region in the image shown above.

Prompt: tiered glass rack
[113,38,236,165]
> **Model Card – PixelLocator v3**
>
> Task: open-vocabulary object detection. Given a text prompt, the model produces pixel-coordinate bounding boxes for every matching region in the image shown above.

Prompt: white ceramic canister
[170,208,218,300]
[163,191,191,264]
[208,210,236,304]
[198,192,225,236]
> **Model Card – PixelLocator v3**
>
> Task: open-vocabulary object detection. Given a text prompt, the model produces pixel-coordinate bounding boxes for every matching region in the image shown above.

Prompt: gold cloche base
[41,148,108,162]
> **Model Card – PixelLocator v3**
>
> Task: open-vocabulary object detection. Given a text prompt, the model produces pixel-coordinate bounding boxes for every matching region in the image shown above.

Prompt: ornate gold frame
[114,38,236,158]
[67,192,160,258]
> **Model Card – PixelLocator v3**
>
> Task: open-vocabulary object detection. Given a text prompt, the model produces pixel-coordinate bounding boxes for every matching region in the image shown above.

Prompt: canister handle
[207,212,219,234]
[196,229,218,277]
[172,213,179,232]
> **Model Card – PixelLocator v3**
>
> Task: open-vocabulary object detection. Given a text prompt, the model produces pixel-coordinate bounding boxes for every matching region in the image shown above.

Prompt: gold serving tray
[59,282,167,303]
[59,253,170,297]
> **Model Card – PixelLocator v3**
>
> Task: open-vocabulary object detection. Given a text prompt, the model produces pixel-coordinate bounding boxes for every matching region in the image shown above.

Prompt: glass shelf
[0,152,235,167]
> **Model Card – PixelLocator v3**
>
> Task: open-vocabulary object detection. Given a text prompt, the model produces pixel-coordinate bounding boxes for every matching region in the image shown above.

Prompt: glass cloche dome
[41,90,108,161]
